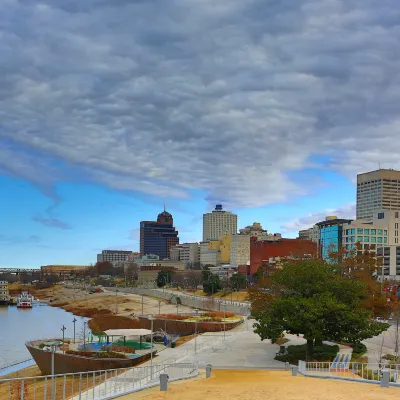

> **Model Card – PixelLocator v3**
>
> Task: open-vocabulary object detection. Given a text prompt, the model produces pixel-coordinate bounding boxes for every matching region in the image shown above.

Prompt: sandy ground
[120,370,400,400]
[47,287,196,317]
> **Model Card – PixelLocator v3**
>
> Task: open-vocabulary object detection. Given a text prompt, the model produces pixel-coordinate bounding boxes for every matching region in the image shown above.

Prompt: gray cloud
[281,203,356,234]
[32,216,72,230]
[1,1,400,207]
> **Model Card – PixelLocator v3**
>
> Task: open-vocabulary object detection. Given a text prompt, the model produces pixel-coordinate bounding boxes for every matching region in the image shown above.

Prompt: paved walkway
[139,319,304,369]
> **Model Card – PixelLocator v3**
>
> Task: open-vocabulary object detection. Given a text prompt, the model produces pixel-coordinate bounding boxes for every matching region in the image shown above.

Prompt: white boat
[17,292,34,308]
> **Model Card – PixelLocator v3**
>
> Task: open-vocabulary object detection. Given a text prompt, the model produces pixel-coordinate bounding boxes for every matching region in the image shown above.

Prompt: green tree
[202,270,221,295]
[157,270,174,287]
[230,273,247,290]
[252,259,388,359]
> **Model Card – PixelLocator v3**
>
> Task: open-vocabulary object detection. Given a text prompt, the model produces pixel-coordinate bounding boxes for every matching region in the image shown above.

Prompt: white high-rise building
[203,204,238,241]
[357,169,400,220]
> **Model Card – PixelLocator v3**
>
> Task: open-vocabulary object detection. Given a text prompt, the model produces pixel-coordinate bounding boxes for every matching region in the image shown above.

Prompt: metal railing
[300,361,400,385]
[0,362,198,400]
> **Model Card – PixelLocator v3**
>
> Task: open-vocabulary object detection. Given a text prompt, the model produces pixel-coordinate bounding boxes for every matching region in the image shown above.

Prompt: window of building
[364,229,370,234]
[364,236,370,242]
[357,236,363,242]
[384,237,388,243]
[351,229,355,235]
[378,229,383,235]
[371,229,376,235]
[371,237,376,243]
[396,212,399,218]
[357,228,363,234]
[378,237,383,243]
[378,212,385,219]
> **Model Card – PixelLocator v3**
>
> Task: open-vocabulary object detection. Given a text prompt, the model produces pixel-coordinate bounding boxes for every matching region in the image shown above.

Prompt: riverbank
[47,287,195,318]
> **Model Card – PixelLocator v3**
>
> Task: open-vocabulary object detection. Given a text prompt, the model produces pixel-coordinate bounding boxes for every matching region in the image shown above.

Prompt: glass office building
[316,218,352,261]
[140,211,179,259]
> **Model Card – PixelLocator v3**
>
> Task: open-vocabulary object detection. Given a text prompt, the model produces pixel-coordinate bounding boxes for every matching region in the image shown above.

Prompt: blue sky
[1,0,400,267]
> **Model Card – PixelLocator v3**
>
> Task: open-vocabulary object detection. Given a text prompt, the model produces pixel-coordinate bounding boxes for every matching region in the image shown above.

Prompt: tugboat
[17,291,34,308]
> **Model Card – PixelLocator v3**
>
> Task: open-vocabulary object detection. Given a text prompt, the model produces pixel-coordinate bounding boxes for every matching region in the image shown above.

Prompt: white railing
[301,361,400,385]
[0,362,198,400]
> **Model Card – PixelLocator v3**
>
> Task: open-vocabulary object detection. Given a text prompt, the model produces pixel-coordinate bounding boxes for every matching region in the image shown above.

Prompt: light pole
[194,308,199,353]
[223,305,226,340]
[61,325,66,351]
[159,300,161,315]
[72,318,77,344]
[149,316,155,377]
[115,289,118,314]
[141,295,144,315]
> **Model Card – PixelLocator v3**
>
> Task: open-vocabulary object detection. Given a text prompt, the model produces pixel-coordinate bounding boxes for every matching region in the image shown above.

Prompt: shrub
[351,342,367,357]
[204,312,235,318]
[276,344,339,365]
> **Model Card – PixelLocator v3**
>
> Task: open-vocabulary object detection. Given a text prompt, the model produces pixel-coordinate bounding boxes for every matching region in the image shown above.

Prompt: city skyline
[1,1,400,268]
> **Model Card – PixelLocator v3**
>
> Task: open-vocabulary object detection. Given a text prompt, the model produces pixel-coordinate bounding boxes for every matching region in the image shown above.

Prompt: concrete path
[138,319,289,369]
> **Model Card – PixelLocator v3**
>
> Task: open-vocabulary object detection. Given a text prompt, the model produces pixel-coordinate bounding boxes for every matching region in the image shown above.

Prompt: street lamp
[148,316,155,377]
[72,318,77,344]
[61,325,66,351]
[115,289,118,314]
[194,308,199,353]
[141,294,144,315]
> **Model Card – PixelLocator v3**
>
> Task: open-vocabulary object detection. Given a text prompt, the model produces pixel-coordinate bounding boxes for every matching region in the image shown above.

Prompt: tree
[157,270,174,287]
[230,273,247,290]
[330,243,392,319]
[252,259,388,359]
[95,261,115,276]
[202,270,221,295]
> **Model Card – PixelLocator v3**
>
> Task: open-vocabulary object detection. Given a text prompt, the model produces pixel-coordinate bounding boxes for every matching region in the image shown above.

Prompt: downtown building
[97,250,133,263]
[140,210,179,259]
[357,169,400,219]
[203,204,238,241]
[169,242,199,267]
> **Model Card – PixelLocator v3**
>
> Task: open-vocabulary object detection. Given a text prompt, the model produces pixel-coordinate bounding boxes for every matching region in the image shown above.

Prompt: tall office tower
[357,169,400,220]
[202,204,238,241]
[140,210,179,259]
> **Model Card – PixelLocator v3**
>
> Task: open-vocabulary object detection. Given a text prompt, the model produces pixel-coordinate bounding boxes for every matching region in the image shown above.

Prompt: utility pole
[115,289,118,314]
[61,325,66,353]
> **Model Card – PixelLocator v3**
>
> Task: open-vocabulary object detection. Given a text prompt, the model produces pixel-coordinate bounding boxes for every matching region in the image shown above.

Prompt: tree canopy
[156,270,174,287]
[251,259,389,359]
[202,270,221,294]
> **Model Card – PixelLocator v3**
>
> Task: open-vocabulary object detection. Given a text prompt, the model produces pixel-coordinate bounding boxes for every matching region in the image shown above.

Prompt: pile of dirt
[88,315,141,334]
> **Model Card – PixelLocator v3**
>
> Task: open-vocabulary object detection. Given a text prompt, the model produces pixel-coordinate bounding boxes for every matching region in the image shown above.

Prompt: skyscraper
[202,204,238,241]
[140,210,179,259]
[357,169,400,219]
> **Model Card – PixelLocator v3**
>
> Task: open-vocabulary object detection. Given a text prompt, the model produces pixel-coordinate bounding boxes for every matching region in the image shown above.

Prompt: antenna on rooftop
[163,200,166,212]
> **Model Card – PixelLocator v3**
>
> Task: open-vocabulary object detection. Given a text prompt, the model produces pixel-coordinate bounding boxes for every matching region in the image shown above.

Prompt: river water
[0,303,87,368]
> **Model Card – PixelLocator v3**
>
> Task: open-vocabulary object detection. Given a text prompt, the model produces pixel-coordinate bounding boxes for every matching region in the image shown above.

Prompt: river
[0,303,87,369]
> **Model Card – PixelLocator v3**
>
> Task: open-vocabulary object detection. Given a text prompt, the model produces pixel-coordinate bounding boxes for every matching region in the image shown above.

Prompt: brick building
[248,237,317,275]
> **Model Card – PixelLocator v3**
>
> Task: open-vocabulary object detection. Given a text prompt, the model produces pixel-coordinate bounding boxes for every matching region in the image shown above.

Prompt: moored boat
[17,292,34,308]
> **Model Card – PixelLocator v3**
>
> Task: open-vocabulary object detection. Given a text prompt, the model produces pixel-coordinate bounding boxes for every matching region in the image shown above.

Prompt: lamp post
[141,295,144,315]
[72,318,77,344]
[194,308,199,353]
[115,289,118,314]
[223,305,226,340]
[149,316,155,377]
[61,325,66,352]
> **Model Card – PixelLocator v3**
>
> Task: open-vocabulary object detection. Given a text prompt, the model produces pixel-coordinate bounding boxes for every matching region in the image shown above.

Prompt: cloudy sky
[1,0,400,267]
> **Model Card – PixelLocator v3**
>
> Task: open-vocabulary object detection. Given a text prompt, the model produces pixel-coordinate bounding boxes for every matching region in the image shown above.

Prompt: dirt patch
[88,315,141,334]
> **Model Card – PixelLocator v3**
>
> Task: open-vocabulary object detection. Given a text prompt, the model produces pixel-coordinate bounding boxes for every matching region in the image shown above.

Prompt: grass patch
[275,344,339,365]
